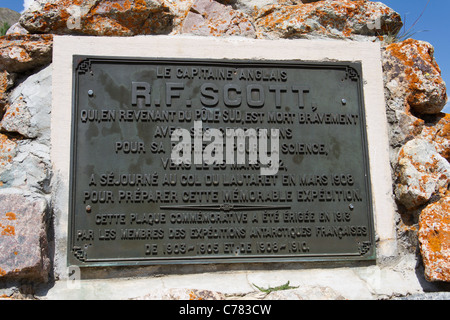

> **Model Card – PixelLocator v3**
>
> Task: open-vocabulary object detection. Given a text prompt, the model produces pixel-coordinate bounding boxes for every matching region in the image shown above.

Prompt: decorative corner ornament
[344,66,360,82]
[77,59,92,75]
[358,241,372,256]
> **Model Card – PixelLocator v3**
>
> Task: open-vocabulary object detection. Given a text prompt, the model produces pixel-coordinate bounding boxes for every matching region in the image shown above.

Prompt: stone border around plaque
[52,36,396,274]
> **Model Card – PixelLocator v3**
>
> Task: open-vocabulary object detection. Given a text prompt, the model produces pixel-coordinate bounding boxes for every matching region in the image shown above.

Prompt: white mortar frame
[52,35,397,278]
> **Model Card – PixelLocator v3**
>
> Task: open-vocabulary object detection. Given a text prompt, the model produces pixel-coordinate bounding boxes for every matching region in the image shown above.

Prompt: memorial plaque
[68,56,375,266]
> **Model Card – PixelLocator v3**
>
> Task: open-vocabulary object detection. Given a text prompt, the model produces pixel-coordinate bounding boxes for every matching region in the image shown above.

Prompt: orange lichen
[419,113,450,161]
[21,0,174,36]
[0,211,17,236]
[189,290,204,300]
[423,213,450,254]
[428,233,442,252]
[256,0,401,38]
[5,212,16,221]
[0,34,53,72]
[0,224,15,236]
[0,71,8,92]
[419,197,450,281]
[0,134,17,167]
[386,39,447,113]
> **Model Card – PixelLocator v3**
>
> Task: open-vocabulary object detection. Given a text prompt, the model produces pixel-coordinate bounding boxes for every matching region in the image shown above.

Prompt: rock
[384,39,448,115]
[383,99,424,164]
[0,97,32,138]
[133,288,226,300]
[397,292,450,300]
[0,188,50,282]
[0,66,52,192]
[180,0,256,37]
[215,1,332,17]
[379,32,449,287]
[215,0,301,16]
[419,196,450,282]
[419,113,450,162]
[0,71,7,107]
[0,70,15,110]
[0,34,53,73]
[395,139,450,210]
[254,0,402,39]
[383,40,448,202]
[263,286,345,300]
[5,23,29,35]
[0,134,17,175]
[0,65,52,141]
[164,0,196,31]
[20,0,174,36]
[0,140,52,193]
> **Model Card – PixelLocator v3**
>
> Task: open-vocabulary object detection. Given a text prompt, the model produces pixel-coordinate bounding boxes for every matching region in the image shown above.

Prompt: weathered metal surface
[68,56,375,266]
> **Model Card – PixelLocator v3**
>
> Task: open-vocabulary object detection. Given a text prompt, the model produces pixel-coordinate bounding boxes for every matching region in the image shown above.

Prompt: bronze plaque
[68,56,375,266]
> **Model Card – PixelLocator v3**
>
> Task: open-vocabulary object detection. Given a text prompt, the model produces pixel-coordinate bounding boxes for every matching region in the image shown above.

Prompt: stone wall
[0,0,448,299]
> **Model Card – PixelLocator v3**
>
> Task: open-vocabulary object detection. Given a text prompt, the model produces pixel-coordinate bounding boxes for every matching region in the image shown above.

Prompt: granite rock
[263,286,345,300]
[133,285,345,300]
[180,0,256,37]
[0,188,50,282]
[383,38,449,284]
[0,134,17,176]
[419,113,450,162]
[0,70,15,111]
[382,39,448,197]
[164,0,196,31]
[384,39,448,115]
[419,196,450,282]
[0,65,52,141]
[6,23,29,36]
[0,66,52,193]
[19,0,174,36]
[133,288,226,300]
[216,0,342,17]
[0,34,53,73]
[395,139,450,210]
[0,139,52,194]
[215,0,301,16]
[254,0,402,39]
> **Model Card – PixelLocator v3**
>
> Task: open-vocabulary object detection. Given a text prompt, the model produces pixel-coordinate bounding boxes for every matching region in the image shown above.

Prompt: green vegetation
[253,281,299,294]
[0,22,10,36]
[386,0,430,44]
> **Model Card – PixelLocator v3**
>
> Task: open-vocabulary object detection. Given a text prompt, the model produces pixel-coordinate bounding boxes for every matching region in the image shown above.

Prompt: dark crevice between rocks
[33,199,56,299]
[189,6,202,16]
[410,108,444,123]
[0,130,28,142]
[0,103,6,121]
[143,7,175,35]
[415,254,450,292]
